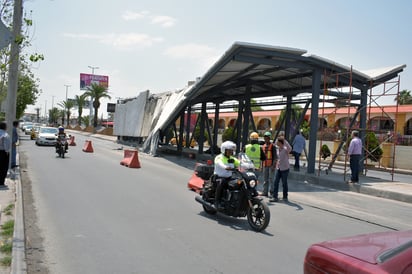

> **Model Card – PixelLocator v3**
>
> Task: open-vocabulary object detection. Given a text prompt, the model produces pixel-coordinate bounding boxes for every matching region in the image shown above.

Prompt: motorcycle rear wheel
[247,200,270,232]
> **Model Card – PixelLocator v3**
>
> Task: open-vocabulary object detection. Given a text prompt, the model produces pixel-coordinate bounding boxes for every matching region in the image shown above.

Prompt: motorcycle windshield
[237,153,255,170]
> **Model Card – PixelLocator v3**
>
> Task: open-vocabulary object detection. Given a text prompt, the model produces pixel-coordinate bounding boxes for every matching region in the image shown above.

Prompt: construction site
[113,42,407,180]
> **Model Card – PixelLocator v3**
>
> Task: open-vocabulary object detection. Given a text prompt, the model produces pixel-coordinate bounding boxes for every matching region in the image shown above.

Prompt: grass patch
[0,218,14,267]
[0,221,14,237]
[0,241,12,254]
[0,256,11,266]
[2,204,14,216]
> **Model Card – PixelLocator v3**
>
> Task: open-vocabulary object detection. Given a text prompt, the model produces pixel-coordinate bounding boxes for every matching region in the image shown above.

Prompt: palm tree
[59,109,65,126]
[74,93,88,126]
[48,107,59,126]
[83,83,111,127]
[58,100,75,127]
[395,89,412,105]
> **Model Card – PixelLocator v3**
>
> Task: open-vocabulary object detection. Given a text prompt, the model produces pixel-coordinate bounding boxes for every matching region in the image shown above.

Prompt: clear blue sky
[25,0,412,117]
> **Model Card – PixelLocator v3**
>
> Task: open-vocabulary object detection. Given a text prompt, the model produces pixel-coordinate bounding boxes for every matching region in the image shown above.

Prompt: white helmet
[221,141,236,154]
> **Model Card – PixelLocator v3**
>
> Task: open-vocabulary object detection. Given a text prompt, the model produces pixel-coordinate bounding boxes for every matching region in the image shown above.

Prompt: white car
[35,127,59,146]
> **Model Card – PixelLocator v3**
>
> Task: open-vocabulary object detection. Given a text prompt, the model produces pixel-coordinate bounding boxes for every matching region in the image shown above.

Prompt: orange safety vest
[262,143,274,167]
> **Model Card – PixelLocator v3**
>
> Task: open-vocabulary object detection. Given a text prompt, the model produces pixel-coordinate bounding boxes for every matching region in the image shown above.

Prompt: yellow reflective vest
[245,143,261,169]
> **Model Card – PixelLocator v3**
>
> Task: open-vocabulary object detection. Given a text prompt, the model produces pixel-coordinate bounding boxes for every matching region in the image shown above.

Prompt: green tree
[395,89,412,105]
[0,1,44,118]
[277,104,303,132]
[59,109,65,126]
[81,115,90,127]
[83,83,111,127]
[48,107,59,125]
[193,124,210,144]
[74,93,88,125]
[58,100,75,127]
[222,126,237,142]
[16,72,40,119]
[365,132,383,162]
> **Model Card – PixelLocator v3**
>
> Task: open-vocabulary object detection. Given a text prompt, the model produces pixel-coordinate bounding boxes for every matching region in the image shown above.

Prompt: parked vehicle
[194,153,270,232]
[30,126,41,140]
[304,230,412,274]
[35,127,59,146]
[24,124,34,135]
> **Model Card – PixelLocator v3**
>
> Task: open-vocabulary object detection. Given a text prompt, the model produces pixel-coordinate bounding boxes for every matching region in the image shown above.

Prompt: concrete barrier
[120,150,141,168]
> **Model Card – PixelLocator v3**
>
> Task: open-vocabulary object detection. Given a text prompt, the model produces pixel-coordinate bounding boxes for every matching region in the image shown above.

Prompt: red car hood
[314,230,412,264]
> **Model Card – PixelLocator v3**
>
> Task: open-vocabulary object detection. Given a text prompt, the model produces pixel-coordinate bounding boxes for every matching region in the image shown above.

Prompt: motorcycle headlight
[249,180,257,188]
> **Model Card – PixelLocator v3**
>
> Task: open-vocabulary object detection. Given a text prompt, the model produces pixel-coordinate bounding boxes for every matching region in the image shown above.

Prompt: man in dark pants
[0,122,11,187]
[347,130,362,183]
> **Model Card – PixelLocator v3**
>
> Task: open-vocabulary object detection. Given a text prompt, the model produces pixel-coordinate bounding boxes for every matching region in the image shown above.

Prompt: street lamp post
[64,84,71,126]
[88,65,99,127]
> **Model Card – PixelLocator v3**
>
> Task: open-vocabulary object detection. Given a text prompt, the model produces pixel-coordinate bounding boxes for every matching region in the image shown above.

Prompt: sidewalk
[0,167,25,273]
[288,166,412,204]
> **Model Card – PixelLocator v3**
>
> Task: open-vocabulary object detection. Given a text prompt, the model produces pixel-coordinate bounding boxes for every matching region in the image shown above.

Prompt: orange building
[204,104,412,138]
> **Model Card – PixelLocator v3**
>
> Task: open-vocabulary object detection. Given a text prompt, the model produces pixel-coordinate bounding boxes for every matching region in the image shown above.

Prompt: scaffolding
[319,67,355,179]
[365,76,401,180]
[319,67,401,181]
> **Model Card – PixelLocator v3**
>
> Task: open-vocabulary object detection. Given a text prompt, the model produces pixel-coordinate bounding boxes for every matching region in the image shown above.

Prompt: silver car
[35,127,59,146]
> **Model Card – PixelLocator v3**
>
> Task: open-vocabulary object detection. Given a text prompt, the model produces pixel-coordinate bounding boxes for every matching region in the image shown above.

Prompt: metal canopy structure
[185,42,404,104]
[141,41,405,174]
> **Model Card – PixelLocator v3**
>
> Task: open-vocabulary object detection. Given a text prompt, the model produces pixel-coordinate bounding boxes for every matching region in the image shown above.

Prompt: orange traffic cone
[68,135,76,146]
[82,140,94,153]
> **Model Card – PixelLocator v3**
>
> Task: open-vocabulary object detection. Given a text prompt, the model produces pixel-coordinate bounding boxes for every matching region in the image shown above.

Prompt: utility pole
[5,0,22,135]
[35,107,40,122]
[88,65,99,127]
[5,0,22,176]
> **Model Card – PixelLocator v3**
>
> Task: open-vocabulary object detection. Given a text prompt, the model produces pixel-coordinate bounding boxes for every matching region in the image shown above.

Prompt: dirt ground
[20,151,49,273]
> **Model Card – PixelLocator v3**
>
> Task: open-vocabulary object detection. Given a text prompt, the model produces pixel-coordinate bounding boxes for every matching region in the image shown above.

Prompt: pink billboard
[80,73,109,90]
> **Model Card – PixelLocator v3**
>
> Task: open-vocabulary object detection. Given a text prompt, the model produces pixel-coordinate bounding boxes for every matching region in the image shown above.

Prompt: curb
[11,167,26,273]
[289,171,412,204]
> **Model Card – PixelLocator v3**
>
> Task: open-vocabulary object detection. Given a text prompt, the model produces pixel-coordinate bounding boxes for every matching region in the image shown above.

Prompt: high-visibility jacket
[262,142,276,167]
[245,143,261,169]
[214,154,240,178]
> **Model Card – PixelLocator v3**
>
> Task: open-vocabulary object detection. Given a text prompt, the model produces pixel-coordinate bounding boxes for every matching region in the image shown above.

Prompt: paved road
[8,130,412,274]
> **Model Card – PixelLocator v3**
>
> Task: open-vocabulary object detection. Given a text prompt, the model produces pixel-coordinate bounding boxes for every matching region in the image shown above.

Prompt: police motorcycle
[55,128,68,158]
[194,143,270,232]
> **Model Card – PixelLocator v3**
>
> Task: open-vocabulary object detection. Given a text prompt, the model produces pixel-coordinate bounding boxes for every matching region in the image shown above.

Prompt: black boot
[214,179,224,210]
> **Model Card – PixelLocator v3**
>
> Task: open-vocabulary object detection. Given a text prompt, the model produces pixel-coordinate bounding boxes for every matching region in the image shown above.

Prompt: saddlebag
[195,164,214,180]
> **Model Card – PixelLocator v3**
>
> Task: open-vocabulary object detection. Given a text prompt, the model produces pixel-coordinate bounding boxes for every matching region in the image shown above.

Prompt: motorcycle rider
[213,141,240,210]
[55,126,68,153]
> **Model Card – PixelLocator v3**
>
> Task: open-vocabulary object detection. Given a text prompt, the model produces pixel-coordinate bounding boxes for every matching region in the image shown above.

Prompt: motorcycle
[56,136,68,158]
[194,153,270,232]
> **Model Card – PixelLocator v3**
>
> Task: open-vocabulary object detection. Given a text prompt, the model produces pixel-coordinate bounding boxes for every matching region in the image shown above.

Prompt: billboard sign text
[80,73,109,90]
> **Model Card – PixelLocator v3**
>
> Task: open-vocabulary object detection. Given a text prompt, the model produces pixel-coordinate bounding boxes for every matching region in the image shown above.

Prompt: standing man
[0,122,11,187]
[11,120,19,169]
[244,132,266,182]
[291,130,306,171]
[347,130,362,184]
[270,136,292,202]
[261,131,277,197]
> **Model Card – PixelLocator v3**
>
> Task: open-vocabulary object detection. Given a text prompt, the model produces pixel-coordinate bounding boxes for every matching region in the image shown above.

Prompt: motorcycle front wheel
[247,200,270,232]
